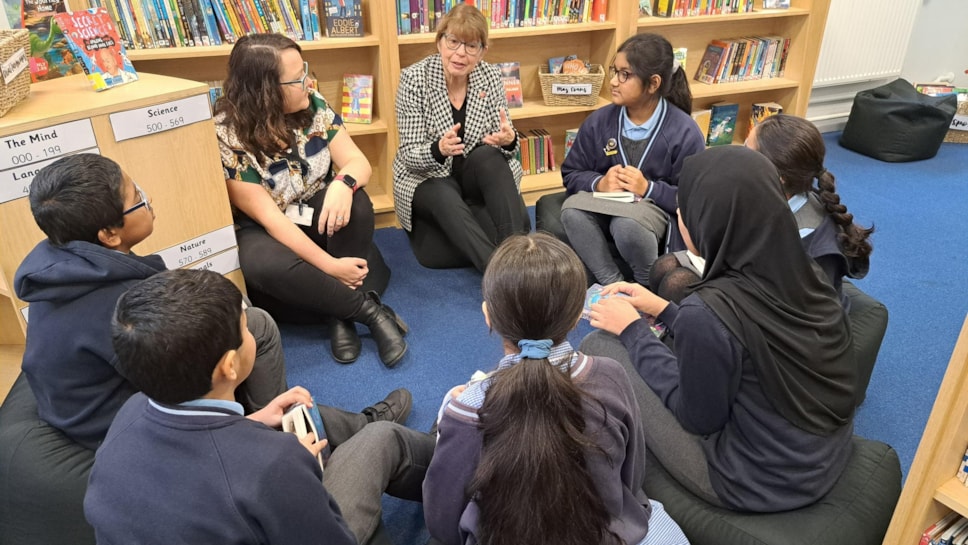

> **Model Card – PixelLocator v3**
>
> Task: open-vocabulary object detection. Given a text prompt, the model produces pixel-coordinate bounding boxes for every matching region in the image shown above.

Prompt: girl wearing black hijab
[581,145,857,512]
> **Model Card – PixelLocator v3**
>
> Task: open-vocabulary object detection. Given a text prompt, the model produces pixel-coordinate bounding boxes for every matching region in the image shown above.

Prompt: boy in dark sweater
[14,153,409,450]
[85,269,434,544]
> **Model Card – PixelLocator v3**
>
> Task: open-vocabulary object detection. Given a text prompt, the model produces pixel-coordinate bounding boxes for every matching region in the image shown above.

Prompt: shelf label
[951,115,968,131]
[1,48,28,85]
[109,94,212,142]
[0,119,97,171]
[0,147,102,205]
[187,246,241,276]
[551,83,592,96]
[154,225,237,270]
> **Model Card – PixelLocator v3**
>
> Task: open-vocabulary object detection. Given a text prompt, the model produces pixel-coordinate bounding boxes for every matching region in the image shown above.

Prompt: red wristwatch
[334,174,359,193]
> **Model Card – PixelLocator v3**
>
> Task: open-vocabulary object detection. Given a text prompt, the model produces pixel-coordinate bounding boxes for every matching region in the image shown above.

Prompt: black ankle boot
[329,319,361,364]
[355,291,408,368]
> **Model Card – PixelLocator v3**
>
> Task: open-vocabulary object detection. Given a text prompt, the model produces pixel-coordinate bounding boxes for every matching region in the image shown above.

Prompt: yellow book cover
[341,74,372,124]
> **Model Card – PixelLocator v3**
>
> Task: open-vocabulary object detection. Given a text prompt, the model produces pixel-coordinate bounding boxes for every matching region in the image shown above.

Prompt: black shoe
[329,319,361,364]
[356,291,409,368]
[362,388,412,424]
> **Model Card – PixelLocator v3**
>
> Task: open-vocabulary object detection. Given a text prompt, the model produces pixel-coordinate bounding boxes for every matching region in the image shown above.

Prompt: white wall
[900,0,968,88]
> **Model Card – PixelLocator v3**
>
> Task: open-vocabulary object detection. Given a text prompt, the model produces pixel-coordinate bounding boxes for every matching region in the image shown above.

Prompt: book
[593,191,635,203]
[638,0,651,16]
[762,0,789,7]
[54,8,139,91]
[340,73,372,124]
[322,0,362,37]
[691,108,711,143]
[496,61,522,108]
[706,101,738,146]
[564,128,579,159]
[673,46,687,74]
[750,101,783,129]
[23,0,82,82]
[940,517,968,545]
[922,513,962,545]
[281,403,327,473]
[694,42,726,84]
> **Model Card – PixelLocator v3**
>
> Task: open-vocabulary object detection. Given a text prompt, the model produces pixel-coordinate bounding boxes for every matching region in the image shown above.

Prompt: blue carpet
[280,134,968,544]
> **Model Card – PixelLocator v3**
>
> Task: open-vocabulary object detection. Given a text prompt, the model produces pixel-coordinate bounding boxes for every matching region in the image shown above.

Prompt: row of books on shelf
[515,129,557,176]
[921,512,968,545]
[691,100,782,146]
[88,0,363,50]
[693,35,791,85]
[205,73,374,122]
[396,0,607,35]
[651,0,789,17]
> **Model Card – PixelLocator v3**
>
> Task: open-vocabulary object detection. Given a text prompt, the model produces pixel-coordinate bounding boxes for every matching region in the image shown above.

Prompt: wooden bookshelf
[114,0,831,227]
[0,73,245,351]
[883,315,968,544]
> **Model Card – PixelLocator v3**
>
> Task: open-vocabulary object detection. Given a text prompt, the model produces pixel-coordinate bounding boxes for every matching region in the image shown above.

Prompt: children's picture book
[750,101,783,129]
[694,42,726,84]
[281,403,327,473]
[673,47,687,74]
[23,0,82,82]
[322,0,362,37]
[54,8,139,91]
[707,101,738,146]
[564,128,579,159]
[340,73,372,124]
[762,0,790,8]
[691,108,711,143]
[638,0,651,16]
[496,61,523,108]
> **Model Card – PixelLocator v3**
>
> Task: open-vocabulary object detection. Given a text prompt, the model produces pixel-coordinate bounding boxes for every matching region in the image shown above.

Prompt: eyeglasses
[442,34,484,56]
[608,66,634,84]
[280,61,310,90]
[123,182,151,215]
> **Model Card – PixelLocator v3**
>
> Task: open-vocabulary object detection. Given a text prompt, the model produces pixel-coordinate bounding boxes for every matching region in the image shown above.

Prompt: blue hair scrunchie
[518,339,553,359]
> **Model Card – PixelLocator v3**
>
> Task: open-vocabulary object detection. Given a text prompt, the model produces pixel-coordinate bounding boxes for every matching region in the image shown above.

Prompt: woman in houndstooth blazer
[392,4,530,273]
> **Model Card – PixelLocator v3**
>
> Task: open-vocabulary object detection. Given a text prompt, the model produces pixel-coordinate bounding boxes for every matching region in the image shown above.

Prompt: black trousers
[408,146,530,272]
[238,185,389,322]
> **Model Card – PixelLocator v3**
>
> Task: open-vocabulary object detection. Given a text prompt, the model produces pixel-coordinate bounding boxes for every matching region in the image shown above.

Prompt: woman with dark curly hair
[215,34,407,367]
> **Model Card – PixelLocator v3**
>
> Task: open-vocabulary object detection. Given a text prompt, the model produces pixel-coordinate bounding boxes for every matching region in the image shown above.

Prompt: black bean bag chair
[844,281,888,406]
[644,436,901,545]
[0,373,95,545]
[840,78,957,162]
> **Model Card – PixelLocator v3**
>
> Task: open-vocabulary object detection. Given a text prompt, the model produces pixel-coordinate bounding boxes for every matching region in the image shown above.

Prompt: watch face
[342,174,357,188]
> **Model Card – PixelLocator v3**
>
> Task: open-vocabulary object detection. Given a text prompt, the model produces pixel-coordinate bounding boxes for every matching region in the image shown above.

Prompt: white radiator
[813,0,921,88]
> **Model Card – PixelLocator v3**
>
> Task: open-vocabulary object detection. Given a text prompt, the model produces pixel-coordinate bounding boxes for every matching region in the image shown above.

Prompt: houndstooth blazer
[392,54,523,232]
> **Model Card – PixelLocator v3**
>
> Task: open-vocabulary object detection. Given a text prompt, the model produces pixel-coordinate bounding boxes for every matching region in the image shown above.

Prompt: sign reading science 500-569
[109,93,212,143]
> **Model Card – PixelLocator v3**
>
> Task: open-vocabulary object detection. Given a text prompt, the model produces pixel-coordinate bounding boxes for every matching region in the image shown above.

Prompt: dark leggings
[237,185,381,321]
[649,252,701,303]
[408,146,530,272]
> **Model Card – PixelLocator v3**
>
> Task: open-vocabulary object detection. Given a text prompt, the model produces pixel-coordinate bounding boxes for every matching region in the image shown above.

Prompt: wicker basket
[0,29,30,118]
[538,64,605,107]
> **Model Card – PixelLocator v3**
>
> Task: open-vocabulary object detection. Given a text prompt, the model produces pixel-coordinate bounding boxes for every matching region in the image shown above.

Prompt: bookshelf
[882,315,968,544]
[0,73,246,349]
[114,0,831,226]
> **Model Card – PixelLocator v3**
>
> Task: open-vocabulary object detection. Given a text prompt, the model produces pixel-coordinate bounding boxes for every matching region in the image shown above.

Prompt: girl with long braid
[423,233,688,545]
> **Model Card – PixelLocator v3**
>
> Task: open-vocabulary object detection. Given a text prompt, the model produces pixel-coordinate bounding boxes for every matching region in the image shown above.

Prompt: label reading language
[188,246,241,276]
[0,119,98,171]
[154,225,237,270]
[551,83,593,96]
[1,48,28,85]
[109,93,212,142]
[0,147,102,205]
[951,115,968,131]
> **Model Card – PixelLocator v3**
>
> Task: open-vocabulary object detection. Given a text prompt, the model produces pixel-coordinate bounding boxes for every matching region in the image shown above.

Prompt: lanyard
[617,98,667,170]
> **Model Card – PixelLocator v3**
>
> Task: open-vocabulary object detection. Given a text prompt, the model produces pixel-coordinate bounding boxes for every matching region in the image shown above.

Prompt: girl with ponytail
[559,33,706,289]
[746,114,873,307]
[650,114,873,308]
[423,232,688,545]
